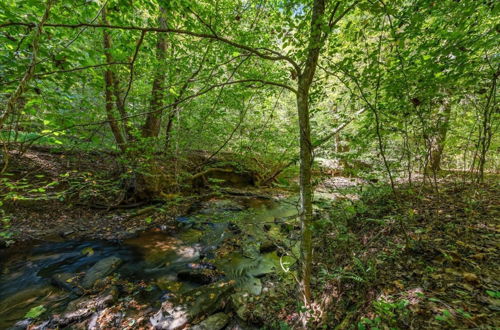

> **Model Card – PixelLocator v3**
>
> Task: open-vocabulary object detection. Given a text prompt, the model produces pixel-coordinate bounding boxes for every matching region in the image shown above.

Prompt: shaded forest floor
[257,178,500,329]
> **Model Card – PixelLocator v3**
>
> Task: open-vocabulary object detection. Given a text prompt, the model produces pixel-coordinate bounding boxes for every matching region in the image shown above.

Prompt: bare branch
[35,62,129,77]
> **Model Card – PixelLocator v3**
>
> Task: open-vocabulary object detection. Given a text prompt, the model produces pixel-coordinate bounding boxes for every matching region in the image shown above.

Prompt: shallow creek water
[0,197,298,328]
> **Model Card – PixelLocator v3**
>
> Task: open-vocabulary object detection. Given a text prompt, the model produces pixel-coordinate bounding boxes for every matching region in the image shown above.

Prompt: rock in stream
[150,280,235,329]
[81,256,122,289]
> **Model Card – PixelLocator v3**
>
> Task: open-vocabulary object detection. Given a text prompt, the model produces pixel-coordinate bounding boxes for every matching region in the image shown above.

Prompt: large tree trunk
[428,97,452,172]
[102,8,126,152]
[142,7,168,138]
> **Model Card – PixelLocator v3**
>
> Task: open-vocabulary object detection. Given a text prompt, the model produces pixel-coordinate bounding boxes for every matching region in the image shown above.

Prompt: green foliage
[358,298,410,329]
[24,305,46,319]
[62,171,122,205]
[0,201,13,246]
[486,290,500,298]
[219,254,276,296]
[320,256,376,286]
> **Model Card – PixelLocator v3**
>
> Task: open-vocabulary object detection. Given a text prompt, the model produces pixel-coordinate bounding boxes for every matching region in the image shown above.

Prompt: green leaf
[169,87,179,96]
[486,290,500,298]
[25,305,46,319]
[81,247,94,256]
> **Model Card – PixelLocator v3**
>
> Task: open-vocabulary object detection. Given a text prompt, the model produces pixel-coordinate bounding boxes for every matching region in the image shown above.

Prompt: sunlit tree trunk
[297,0,325,307]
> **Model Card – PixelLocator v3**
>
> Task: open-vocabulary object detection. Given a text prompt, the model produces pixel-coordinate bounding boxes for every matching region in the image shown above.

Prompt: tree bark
[142,7,168,138]
[296,88,314,305]
[428,97,452,172]
[112,72,133,141]
[477,71,497,182]
[297,0,326,306]
[102,8,126,152]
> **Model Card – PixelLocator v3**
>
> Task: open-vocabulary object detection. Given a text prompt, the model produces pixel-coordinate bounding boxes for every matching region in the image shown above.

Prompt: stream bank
[1,194,300,329]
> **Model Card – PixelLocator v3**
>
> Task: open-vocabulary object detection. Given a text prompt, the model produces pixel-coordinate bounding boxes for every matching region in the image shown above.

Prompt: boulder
[150,305,189,330]
[177,269,221,285]
[150,281,234,329]
[51,273,83,295]
[259,240,276,254]
[50,286,118,328]
[81,256,122,289]
[225,317,260,330]
[231,292,252,321]
[181,280,235,320]
[191,313,230,330]
[8,319,32,330]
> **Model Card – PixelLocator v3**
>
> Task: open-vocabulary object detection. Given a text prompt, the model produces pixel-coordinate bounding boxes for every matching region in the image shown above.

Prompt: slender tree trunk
[112,72,133,141]
[477,71,497,182]
[100,6,132,145]
[297,87,314,305]
[102,8,126,152]
[428,97,452,172]
[297,0,326,308]
[143,7,168,138]
[164,111,175,149]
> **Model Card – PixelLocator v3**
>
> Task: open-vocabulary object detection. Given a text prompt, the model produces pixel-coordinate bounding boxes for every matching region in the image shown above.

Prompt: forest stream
[0,196,298,329]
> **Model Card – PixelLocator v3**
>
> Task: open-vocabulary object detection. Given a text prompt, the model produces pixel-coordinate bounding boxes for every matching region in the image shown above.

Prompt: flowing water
[0,197,298,328]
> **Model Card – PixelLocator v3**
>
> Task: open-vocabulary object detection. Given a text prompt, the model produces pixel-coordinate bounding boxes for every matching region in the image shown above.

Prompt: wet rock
[50,286,118,328]
[177,269,221,285]
[150,281,235,329]
[199,199,244,214]
[87,308,124,330]
[226,317,260,330]
[58,230,74,238]
[259,240,276,253]
[191,313,230,330]
[231,292,252,321]
[51,273,83,295]
[81,256,122,289]
[150,305,189,330]
[188,262,216,270]
[8,319,32,330]
[156,276,185,293]
[30,320,49,330]
[183,281,235,318]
